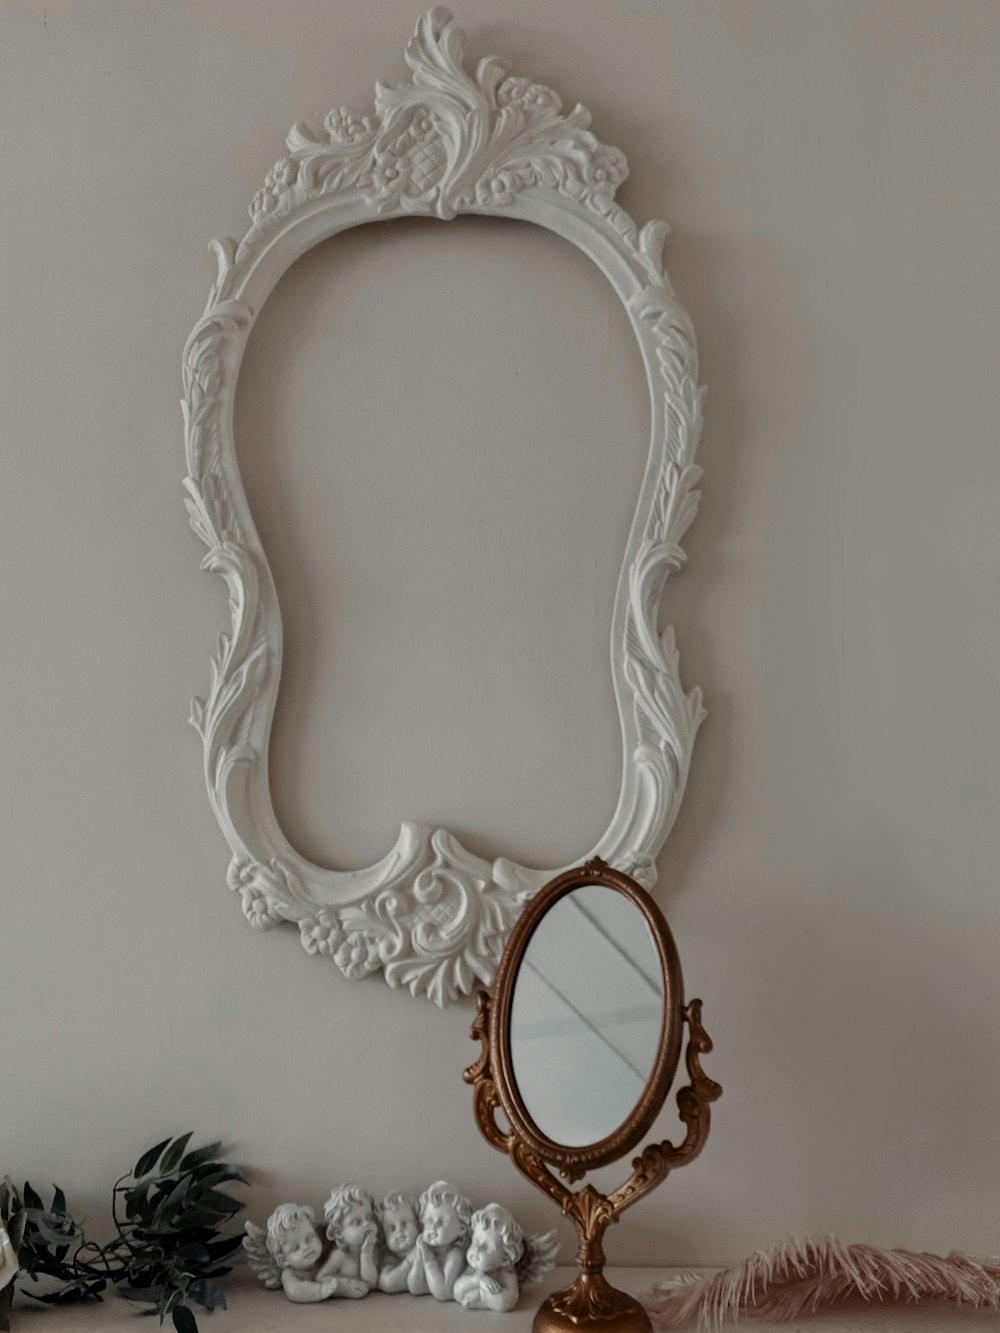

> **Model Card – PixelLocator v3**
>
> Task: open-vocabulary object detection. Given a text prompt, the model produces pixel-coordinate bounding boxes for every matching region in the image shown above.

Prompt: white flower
[325,106,375,144]
[369,151,411,197]
[240,886,281,931]
[497,77,561,114]
[265,156,296,191]
[476,171,519,208]
[584,146,628,196]
[619,852,656,888]
[333,931,382,980]
[300,910,344,957]
[227,859,282,929]
[250,187,275,223]
[227,857,257,893]
[0,1223,18,1292]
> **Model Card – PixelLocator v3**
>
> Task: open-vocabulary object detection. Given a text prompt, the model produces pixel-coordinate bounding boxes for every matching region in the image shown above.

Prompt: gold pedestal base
[532,1273,652,1333]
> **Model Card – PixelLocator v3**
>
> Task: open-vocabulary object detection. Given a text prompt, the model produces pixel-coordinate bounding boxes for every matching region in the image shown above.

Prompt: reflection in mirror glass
[509,884,664,1147]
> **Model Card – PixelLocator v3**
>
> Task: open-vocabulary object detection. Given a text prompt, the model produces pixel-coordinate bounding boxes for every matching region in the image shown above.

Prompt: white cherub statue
[375,1191,421,1294]
[242,1203,368,1303]
[317,1184,380,1292]
[455,1203,559,1313]
[411,1180,472,1301]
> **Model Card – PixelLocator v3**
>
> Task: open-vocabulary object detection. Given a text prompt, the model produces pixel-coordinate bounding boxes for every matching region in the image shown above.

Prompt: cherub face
[284,1222,322,1271]
[422,1203,462,1248]
[466,1223,506,1274]
[382,1204,419,1255]
[339,1203,376,1250]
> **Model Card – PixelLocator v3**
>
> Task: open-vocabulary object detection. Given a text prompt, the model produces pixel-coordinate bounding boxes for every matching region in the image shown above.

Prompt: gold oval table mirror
[464,858,721,1332]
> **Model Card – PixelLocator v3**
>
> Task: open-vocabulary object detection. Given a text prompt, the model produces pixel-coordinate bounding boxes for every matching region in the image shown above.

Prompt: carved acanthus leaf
[182,8,707,1006]
[564,1185,617,1241]
[239,6,628,242]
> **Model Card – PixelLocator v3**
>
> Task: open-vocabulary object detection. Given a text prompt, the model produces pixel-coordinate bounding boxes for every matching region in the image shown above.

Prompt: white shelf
[10,1267,1000,1332]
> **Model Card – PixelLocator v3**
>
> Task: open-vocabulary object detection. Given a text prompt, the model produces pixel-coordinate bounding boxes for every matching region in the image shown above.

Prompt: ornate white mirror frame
[182,7,706,1008]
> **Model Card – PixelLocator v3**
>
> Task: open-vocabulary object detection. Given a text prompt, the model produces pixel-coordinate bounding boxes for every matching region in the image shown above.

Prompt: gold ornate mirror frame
[464,858,721,1332]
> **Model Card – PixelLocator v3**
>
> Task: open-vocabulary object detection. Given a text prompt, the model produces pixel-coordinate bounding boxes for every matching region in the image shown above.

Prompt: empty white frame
[182,7,705,1007]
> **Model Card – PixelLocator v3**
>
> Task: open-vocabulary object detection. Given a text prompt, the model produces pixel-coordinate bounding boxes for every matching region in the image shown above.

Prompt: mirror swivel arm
[607,998,722,1218]
[464,988,722,1331]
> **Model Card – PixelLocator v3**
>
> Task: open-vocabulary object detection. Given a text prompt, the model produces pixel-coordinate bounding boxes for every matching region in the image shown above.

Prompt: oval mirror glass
[509,883,664,1147]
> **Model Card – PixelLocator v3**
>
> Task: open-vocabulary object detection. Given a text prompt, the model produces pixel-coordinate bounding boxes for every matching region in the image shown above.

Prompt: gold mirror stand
[464,994,721,1332]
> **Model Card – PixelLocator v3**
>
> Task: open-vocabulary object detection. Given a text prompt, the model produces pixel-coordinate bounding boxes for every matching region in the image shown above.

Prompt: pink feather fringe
[641,1234,1000,1329]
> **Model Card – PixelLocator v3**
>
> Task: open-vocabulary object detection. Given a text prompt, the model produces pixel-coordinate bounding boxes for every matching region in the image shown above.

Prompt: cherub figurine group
[244,1180,557,1313]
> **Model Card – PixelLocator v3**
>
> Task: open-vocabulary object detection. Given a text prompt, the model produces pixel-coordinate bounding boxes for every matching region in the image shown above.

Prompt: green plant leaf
[152,1176,192,1230]
[188,1278,226,1311]
[172,1305,199,1333]
[177,1143,221,1175]
[187,1166,247,1193]
[119,1286,159,1302]
[25,1209,81,1246]
[171,1209,223,1230]
[185,1189,240,1217]
[172,1242,210,1263]
[25,1278,106,1305]
[51,1186,66,1214]
[125,1178,154,1222]
[149,1179,177,1209]
[22,1182,43,1211]
[134,1138,172,1180]
[7,1209,26,1252]
[159,1135,194,1176]
[0,1284,13,1333]
[204,1236,243,1260]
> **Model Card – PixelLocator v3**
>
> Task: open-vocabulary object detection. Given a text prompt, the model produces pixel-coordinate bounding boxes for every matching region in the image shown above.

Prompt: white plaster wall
[2,0,999,1266]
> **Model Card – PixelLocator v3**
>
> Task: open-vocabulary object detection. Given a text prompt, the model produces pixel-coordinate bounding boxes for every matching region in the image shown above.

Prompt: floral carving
[183,8,706,1006]
[332,932,382,980]
[325,106,376,145]
[584,145,628,195]
[226,857,284,930]
[496,77,562,114]
[465,987,720,1331]
[238,888,281,931]
[299,911,344,957]
[235,6,635,241]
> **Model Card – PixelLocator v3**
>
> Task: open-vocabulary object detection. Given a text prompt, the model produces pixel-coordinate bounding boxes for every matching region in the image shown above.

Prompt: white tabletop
[10,1267,1000,1331]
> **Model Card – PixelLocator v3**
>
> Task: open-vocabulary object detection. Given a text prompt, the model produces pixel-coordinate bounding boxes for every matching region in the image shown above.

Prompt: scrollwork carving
[608,1001,722,1218]
[466,985,720,1330]
[183,8,705,1005]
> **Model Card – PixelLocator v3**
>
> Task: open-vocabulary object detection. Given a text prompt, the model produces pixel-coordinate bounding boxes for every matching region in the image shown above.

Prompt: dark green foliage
[99,1133,246,1326]
[0,1136,245,1333]
[0,1176,106,1320]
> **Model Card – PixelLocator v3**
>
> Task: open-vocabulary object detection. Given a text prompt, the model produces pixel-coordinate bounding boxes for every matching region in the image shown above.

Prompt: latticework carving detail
[182,8,706,1005]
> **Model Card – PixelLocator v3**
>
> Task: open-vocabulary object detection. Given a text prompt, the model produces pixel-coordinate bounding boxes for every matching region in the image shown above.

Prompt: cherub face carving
[421,1203,462,1248]
[382,1203,419,1255]
[466,1221,507,1273]
[339,1203,376,1250]
[285,1224,323,1271]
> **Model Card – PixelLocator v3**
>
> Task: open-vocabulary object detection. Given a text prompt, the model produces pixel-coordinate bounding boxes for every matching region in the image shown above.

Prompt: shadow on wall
[652,229,774,899]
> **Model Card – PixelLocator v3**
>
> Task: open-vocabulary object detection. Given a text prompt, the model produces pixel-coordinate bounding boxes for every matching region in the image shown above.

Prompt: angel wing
[243,1219,282,1289]
[515,1229,559,1287]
